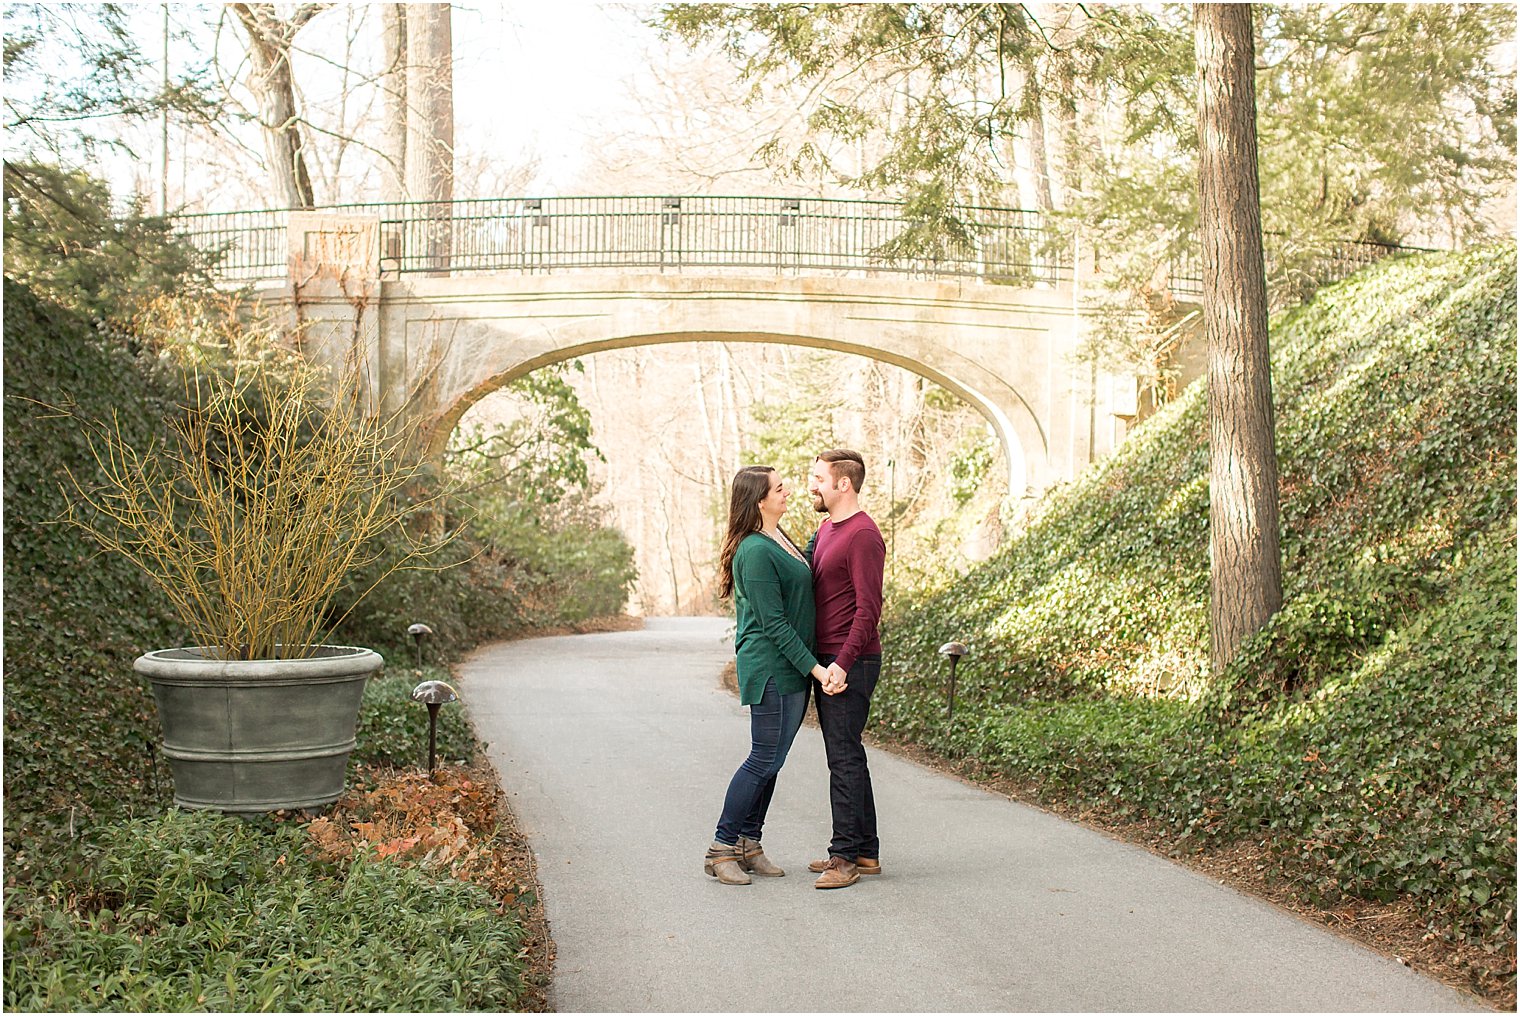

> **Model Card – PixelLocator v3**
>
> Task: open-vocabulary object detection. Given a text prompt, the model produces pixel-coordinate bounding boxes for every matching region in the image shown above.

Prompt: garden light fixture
[407,622,433,670]
[410,679,458,777]
[938,641,969,723]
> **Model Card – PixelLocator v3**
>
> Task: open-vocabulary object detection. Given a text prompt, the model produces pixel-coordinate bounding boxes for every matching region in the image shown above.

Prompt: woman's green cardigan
[731,532,818,705]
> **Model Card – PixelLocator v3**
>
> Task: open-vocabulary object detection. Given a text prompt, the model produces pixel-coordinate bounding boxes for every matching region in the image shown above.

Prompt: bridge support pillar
[283,212,388,418]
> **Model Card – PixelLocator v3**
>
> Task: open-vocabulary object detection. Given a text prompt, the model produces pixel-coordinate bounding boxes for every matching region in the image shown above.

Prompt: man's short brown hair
[816,449,866,493]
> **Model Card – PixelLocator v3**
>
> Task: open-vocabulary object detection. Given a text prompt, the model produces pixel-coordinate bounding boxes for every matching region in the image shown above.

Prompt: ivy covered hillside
[2,266,633,1009]
[874,245,1516,990]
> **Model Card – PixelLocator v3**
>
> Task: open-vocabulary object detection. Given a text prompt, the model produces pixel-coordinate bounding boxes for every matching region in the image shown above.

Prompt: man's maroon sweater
[811,511,886,672]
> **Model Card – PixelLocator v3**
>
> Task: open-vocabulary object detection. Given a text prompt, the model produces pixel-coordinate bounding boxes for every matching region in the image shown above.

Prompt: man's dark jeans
[814,653,881,860]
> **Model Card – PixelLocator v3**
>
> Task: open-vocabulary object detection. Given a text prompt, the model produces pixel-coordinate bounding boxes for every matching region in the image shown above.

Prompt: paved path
[460,618,1481,1013]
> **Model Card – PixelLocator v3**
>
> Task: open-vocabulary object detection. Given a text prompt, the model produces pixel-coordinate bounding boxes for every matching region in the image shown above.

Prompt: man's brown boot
[808,855,880,875]
[737,835,785,877]
[813,855,859,890]
[704,841,751,885]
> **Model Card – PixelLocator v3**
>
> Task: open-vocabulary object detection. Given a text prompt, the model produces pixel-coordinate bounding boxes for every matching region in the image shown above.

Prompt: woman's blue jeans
[714,678,808,845]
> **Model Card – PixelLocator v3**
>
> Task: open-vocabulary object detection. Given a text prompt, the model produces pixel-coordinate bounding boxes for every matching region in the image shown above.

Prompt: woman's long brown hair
[718,466,776,600]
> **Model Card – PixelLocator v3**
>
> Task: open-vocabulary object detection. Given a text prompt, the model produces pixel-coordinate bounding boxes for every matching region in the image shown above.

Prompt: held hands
[810,662,849,695]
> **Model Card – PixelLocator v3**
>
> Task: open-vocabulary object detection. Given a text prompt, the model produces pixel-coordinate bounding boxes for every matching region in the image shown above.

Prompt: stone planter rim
[135,645,383,685]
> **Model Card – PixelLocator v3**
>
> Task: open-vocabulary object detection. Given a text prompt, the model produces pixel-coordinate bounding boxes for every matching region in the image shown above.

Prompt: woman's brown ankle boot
[704,841,752,884]
[737,835,785,877]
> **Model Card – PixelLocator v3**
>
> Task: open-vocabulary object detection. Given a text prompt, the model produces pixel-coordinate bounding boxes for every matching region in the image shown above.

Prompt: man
[804,448,886,890]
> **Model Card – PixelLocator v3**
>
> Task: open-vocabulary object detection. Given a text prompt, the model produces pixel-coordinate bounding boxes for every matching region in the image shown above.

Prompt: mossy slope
[877,245,1516,952]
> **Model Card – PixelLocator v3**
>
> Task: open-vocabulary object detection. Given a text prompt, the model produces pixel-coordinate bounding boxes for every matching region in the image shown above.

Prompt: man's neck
[827,499,861,525]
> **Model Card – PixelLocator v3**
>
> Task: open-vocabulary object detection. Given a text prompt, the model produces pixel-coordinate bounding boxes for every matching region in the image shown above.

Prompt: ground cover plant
[4,799,529,1012]
[3,266,624,1008]
[3,279,181,881]
[874,244,1517,1001]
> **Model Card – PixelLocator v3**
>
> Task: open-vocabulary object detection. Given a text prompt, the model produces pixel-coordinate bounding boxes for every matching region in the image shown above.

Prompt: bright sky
[67,2,665,208]
[450,2,656,187]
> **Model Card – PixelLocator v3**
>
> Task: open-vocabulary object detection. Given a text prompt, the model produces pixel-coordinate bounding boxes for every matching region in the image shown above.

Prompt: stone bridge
[336,269,1131,497]
[179,196,1407,496]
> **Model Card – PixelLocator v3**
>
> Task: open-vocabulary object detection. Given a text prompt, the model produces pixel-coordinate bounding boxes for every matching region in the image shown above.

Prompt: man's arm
[831,526,886,673]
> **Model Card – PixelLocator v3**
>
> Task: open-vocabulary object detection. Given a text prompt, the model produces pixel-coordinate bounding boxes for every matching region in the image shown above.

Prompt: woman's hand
[811,662,848,694]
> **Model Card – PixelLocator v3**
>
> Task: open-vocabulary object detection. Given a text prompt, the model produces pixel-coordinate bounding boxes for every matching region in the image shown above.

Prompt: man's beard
[811,493,827,513]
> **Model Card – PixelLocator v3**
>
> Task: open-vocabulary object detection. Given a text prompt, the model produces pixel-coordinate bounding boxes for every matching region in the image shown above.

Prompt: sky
[57,2,667,210]
[448,3,656,186]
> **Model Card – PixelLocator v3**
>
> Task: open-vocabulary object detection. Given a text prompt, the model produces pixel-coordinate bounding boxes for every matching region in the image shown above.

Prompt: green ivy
[3,810,526,1012]
[3,279,184,882]
[876,244,1517,950]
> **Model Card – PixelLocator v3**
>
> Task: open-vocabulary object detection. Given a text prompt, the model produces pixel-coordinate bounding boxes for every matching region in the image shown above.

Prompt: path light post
[407,622,433,670]
[938,641,969,723]
[410,680,458,778]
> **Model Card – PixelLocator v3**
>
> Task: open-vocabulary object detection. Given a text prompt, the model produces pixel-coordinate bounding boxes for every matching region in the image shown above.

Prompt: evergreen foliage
[3,811,527,1012]
[875,245,1517,951]
[3,274,632,875]
[3,162,215,321]
[3,279,182,878]
[662,4,1515,295]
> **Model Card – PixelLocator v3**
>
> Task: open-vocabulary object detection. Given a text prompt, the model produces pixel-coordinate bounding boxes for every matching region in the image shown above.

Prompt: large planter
[134,645,383,813]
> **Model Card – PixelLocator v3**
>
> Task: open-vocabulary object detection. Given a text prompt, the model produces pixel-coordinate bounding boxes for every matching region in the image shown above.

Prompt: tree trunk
[1036,3,1083,203]
[379,4,407,201]
[1006,5,1055,211]
[1195,3,1283,674]
[231,3,320,209]
[1022,70,1056,212]
[405,2,453,273]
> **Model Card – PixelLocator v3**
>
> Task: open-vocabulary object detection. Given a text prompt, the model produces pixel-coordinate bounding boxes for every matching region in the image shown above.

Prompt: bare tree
[230,2,327,208]
[404,2,452,270]
[576,44,821,195]
[1195,3,1282,673]
[300,5,386,200]
[378,3,406,200]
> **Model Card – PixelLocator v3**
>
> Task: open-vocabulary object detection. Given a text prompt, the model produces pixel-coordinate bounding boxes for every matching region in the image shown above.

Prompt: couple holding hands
[705,449,886,891]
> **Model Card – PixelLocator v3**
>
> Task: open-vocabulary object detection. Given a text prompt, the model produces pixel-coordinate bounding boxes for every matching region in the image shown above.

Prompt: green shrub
[3,810,526,1012]
[351,666,475,770]
[336,490,637,663]
[3,279,181,878]
[876,244,1517,948]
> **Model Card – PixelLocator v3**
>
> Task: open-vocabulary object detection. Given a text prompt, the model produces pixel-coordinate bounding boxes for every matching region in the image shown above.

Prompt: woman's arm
[735,543,821,678]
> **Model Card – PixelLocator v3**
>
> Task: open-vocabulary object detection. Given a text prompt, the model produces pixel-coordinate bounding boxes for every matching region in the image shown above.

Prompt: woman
[705,465,832,885]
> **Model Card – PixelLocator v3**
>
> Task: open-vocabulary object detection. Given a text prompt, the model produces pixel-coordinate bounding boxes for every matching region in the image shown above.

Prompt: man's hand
[821,661,849,695]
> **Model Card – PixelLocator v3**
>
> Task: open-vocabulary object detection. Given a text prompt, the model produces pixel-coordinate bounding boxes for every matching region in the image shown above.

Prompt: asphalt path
[459,617,1481,1013]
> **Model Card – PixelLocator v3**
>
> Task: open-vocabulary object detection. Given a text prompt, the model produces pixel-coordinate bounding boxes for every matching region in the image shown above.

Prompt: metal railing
[171,195,1430,298]
[172,195,1069,285]
[1165,235,1436,300]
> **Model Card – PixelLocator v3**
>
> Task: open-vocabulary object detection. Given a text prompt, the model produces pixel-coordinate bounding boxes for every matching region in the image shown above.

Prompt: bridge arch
[429,328,1036,495]
[371,273,1066,494]
[282,271,1135,498]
